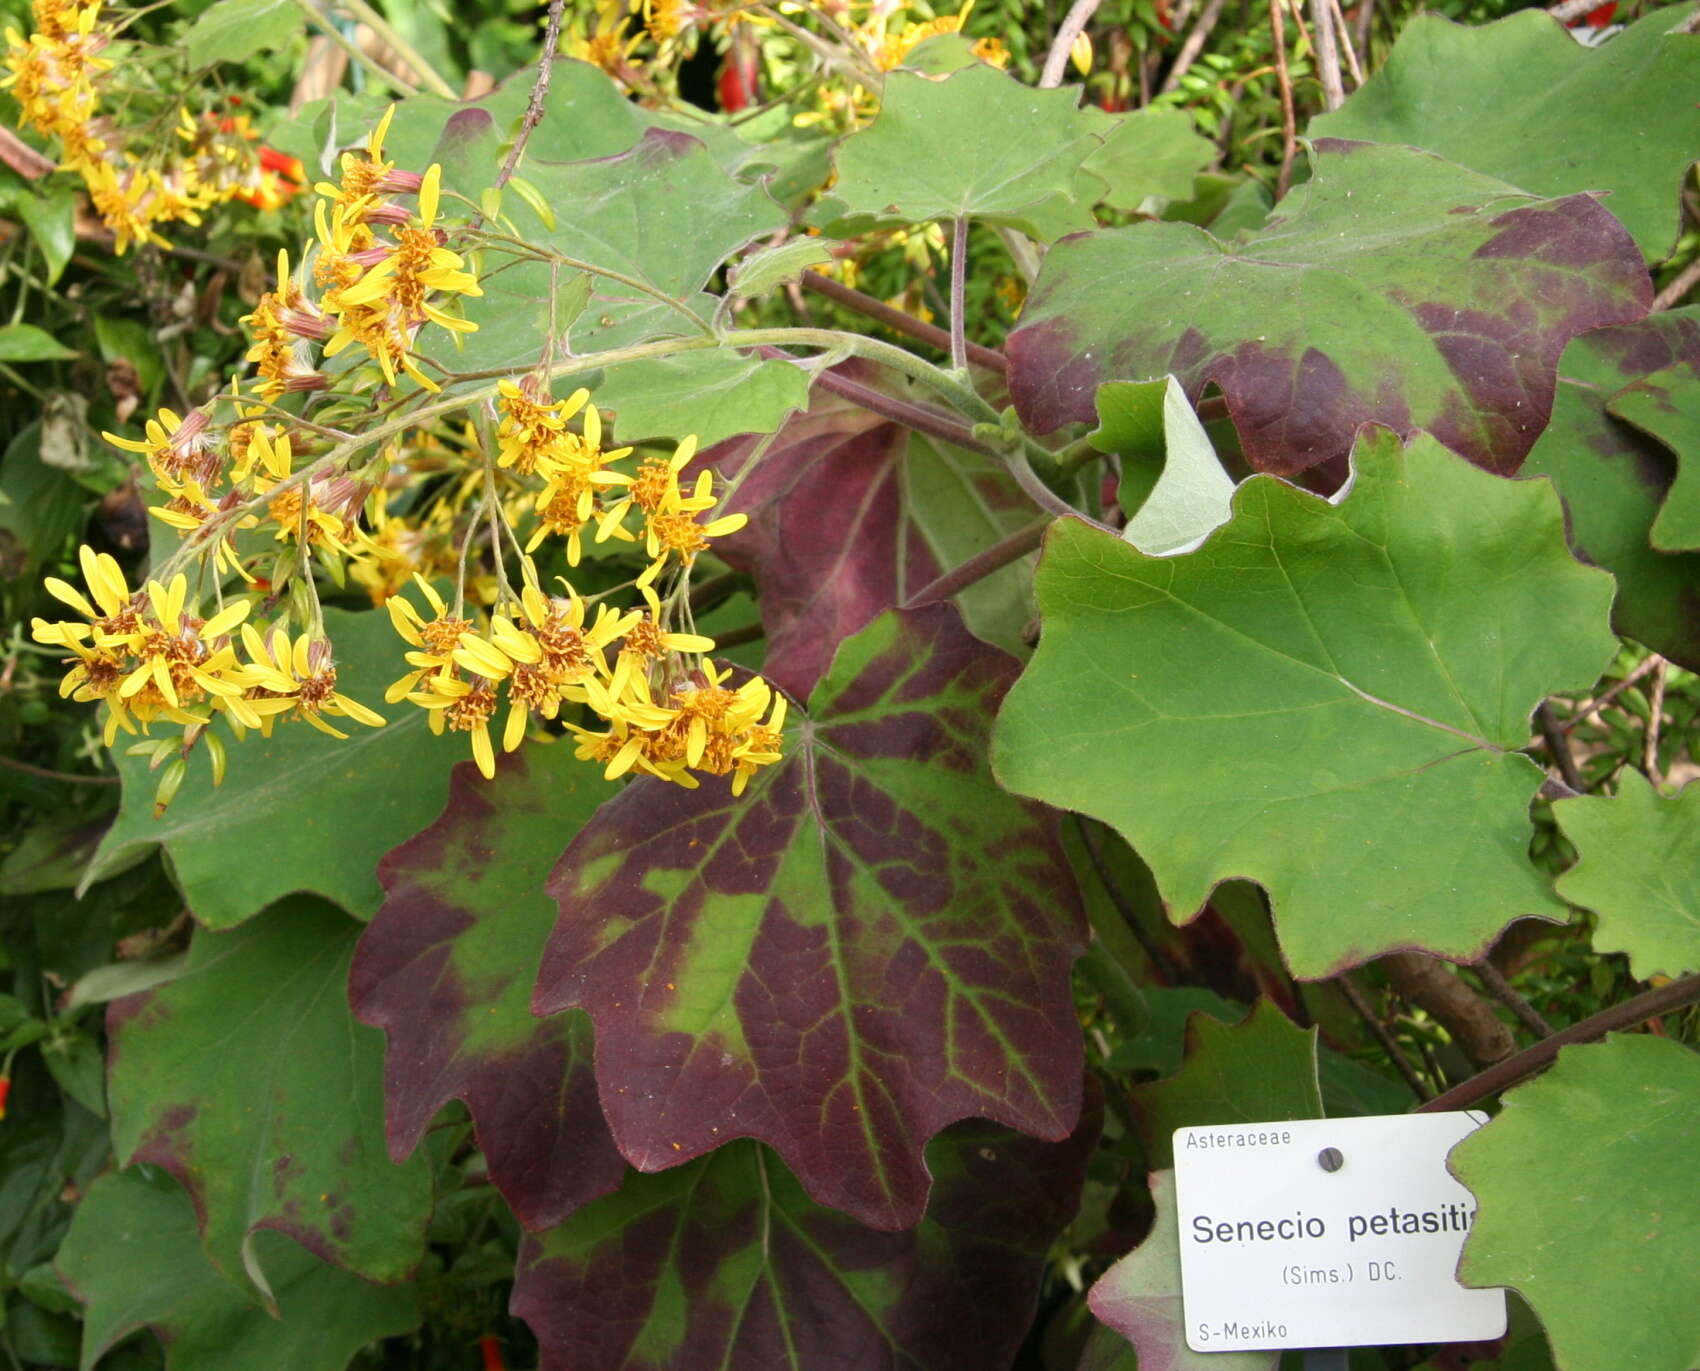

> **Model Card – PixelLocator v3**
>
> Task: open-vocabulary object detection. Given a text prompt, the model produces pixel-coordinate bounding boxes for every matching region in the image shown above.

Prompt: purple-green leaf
[1006,141,1649,475]
[513,1090,1101,1371]
[107,898,432,1297]
[708,369,1037,699]
[535,605,1088,1229]
[349,750,626,1231]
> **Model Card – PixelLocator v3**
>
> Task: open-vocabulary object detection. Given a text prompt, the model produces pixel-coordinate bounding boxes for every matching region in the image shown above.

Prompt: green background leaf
[1312,5,1700,261]
[1452,1035,1700,1371]
[994,431,1616,978]
[107,898,433,1293]
[1552,770,1700,979]
[184,0,301,68]
[1083,107,1218,212]
[91,605,463,929]
[816,65,1112,240]
[1606,359,1700,552]
[58,1168,419,1371]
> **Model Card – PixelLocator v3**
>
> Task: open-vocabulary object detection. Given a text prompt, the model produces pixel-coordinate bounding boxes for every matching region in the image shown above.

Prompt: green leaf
[1087,1171,1278,1371]
[1606,360,1700,552]
[1082,108,1217,212]
[1520,311,1700,670]
[993,429,1617,978]
[185,0,301,67]
[815,65,1113,240]
[16,184,76,285]
[349,750,627,1230]
[58,1168,420,1371]
[0,324,76,362]
[1311,5,1700,261]
[0,423,83,574]
[1451,1034,1700,1371]
[728,239,835,299]
[1551,770,1700,979]
[106,898,433,1294]
[513,1099,1101,1371]
[535,605,1088,1229]
[90,606,463,929]
[593,349,809,448]
[1131,999,1322,1168]
[1007,141,1650,476]
[1091,378,1234,554]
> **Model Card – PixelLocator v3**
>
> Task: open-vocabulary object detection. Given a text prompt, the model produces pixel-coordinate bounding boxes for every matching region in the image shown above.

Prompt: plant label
[1173,1112,1507,1351]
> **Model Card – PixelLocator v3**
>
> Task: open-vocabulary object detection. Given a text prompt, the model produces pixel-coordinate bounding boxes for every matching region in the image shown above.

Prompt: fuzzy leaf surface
[815,65,1112,239]
[1131,1000,1322,1168]
[513,1095,1100,1371]
[535,605,1088,1229]
[708,369,1037,698]
[350,751,626,1231]
[993,430,1616,978]
[1451,1035,1700,1371]
[1519,310,1700,670]
[1087,1171,1277,1371]
[106,898,432,1293]
[1006,141,1649,475]
[1551,771,1700,980]
[1311,5,1700,261]
[91,606,462,928]
[58,1168,419,1371]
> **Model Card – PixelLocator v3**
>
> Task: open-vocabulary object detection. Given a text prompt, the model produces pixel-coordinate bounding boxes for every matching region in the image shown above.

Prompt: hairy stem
[800,271,1007,372]
[904,518,1048,608]
[948,217,968,375]
[494,0,566,190]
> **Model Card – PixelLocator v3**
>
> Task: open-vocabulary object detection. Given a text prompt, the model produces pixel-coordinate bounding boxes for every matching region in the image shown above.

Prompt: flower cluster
[30,547,381,812]
[389,576,785,794]
[2,0,303,251]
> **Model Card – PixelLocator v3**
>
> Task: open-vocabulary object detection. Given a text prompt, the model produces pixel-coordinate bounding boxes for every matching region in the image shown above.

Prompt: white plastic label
[1173,1112,1506,1351]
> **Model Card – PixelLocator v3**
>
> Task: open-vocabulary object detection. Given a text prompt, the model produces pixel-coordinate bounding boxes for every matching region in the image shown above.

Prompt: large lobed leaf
[993,430,1617,979]
[90,606,463,929]
[1312,4,1700,262]
[57,1168,419,1371]
[106,898,432,1296]
[349,749,627,1231]
[513,1094,1100,1371]
[708,365,1038,698]
[1006,141,1650,475]
[1551,770,1700,981]
[1131,999,1322,1169]
[535,605,1088,1229]
[1519,309,1700,670]
[814,65,1113,240]
[1451,1034,1700,1371]
[1608,356,1700,553]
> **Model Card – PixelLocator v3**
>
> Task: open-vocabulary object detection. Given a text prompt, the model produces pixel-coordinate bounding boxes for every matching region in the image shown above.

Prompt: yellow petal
[418,162,441,227]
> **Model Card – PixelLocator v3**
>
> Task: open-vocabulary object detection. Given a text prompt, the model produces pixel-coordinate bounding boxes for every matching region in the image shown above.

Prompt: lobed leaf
[1519,309,1700,670]
[349,750,627,1231]
[106,898,432,1296]
[814,65,1113,240]
[1006,141,1650,475]
[1087,1171,1277,1371]
[58,1168,419,1371]
[512,1092,1101,1371]
[89,606,462,928]
[708,367,1038,698]
[993,429,1617,978]
[1607,359,1700,553]
[1131,999,1322,1169]
[1551,770,1700,980]
[1311,4,1700,261]
[535,605,1088,1229]
[1082,108,1218,213]
[1451,1034,1700,1371]
[1090,378,1235,554]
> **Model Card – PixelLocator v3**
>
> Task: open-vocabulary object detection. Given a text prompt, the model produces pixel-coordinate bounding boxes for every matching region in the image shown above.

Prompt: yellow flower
[236,625,385,739]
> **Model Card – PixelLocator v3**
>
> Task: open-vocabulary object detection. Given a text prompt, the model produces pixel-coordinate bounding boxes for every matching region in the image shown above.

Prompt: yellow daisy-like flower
[236,625,385,739]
